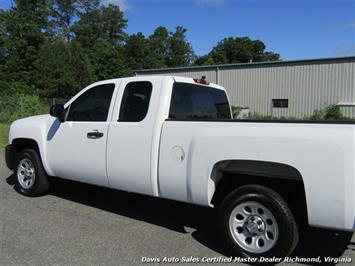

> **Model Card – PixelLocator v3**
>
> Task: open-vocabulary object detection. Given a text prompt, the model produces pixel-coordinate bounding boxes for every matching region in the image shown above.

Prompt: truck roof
[89,75,226,92]
[171,76,225,91]
[134,75,226,91]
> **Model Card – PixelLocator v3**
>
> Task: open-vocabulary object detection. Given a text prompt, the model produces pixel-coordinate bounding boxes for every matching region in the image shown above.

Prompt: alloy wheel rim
[17,158,36,189]
[229,201,279,253]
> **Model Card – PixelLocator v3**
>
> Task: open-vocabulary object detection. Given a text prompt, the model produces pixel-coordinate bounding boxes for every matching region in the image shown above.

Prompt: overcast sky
[1,0,354,60]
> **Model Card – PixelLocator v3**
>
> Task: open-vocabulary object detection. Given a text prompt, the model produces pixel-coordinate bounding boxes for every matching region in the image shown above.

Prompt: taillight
[193,76,210,85]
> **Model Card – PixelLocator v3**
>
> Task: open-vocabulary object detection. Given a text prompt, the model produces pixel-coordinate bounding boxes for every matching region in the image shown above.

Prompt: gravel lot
[1,153,354,265]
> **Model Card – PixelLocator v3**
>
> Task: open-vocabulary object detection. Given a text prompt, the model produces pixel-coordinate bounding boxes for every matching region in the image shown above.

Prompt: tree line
[0,0,280,98]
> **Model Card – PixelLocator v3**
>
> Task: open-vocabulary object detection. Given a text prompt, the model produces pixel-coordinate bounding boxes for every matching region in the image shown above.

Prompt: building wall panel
[136,57,355,118]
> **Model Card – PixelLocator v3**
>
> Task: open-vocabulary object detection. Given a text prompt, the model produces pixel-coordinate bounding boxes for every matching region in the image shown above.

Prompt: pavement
[0,152,354,266]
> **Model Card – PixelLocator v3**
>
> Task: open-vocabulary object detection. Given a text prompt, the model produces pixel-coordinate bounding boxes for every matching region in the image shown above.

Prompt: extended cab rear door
[106,77,165,195]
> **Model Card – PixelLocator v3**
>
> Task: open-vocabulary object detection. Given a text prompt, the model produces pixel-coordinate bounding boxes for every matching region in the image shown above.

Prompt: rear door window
[119,81,152,122]
[169,82,231,119]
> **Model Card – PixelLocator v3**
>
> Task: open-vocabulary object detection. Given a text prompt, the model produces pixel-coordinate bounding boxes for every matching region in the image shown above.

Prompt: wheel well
[12,138,40,154]
[211,160,308,224]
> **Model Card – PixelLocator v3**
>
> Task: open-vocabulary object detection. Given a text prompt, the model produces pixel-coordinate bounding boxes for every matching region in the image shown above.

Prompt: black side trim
[221,160,302,181]
[5,144,18,170]
[165,118,355,124]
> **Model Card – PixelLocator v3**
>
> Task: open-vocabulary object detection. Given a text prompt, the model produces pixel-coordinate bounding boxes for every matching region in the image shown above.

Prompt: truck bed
[158,119,355,231]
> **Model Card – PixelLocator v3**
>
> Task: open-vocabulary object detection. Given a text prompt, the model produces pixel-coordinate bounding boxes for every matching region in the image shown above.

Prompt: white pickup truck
[5,76,355,258]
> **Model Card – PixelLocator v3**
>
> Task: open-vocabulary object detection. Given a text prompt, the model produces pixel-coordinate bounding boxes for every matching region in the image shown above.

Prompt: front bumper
[5,144,18,170]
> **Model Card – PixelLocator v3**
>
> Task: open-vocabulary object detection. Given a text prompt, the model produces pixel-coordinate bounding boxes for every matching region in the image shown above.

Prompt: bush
[308,105,346,120]
[237,104,354,121]
[308,109,325,120]
[324,105,343,120]
[248,112,273,120]
[0,82,48,123]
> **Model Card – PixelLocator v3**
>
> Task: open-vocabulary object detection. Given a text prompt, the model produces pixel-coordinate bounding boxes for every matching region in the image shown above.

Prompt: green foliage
[0,9,6,77]
[0,83,48,123]
[76,0,101,13]
[0,122,9,150]
[2,0,51,84]
[239,105,354,121]
[72,3,127,49]
[193,55,216,66]
[50,0,77,41]
[261,51,281,62]
[100,4,128,45]
[324,105,343,120]
[35,39,93,97]
[0,0,281,112]
[90,38,130,80]
[146,26,169,68]
[247,112,273,120]
[0,81,30,95]
[308,105,345,120]
[125,26,195,69]
[195,37,280,66]
[125,32,149,70]
[167,26,194,67]
[246,112,299,120]
[308,109,325,120]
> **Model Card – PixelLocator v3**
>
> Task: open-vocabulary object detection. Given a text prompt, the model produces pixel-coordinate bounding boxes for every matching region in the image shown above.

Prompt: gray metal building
[135,56,355,118]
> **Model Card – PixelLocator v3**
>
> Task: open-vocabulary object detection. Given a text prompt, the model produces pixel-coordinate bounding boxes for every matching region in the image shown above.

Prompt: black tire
[14,149,50,196]
[218,184,299,259]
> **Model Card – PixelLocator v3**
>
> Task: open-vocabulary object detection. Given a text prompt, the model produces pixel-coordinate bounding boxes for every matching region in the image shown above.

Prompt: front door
[46,82,117,187]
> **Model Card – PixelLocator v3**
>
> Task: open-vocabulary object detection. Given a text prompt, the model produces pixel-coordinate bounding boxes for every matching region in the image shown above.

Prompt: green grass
[0,123,10,151]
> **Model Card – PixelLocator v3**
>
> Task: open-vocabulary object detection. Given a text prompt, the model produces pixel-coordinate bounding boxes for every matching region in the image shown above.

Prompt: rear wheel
[15,149,49,196]
[218,184,299,258]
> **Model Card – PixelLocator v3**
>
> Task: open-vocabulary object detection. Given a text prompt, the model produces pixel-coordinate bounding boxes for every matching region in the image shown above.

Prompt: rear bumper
[5,144,18,170]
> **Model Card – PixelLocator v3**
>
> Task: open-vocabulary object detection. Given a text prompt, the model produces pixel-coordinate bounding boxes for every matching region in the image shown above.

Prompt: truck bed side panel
[158,121,355,231]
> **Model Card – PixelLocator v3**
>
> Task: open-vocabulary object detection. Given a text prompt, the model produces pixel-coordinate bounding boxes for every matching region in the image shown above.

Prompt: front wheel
[15,149,50,196]
[218,185,299,258]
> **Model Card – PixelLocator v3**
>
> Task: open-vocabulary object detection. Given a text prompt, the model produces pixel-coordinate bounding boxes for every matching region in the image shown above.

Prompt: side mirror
[49,104,65,122]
